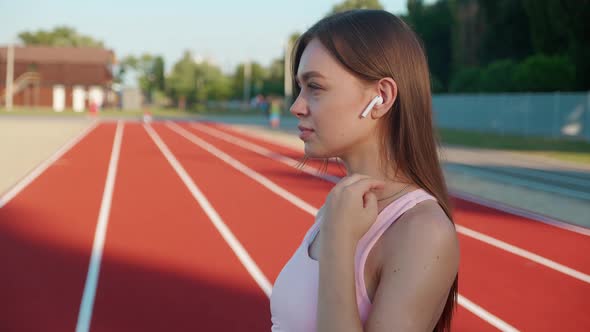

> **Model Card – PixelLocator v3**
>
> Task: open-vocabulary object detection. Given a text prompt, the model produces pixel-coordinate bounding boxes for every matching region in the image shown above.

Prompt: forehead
[297,39,340,78]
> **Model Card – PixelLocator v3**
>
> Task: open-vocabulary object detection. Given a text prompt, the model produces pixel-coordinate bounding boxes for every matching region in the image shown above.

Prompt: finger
[363,191,378,210]
[347,178,386,195]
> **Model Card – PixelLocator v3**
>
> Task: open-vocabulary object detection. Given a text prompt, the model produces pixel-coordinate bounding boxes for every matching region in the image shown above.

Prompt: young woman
[270,10,460,332]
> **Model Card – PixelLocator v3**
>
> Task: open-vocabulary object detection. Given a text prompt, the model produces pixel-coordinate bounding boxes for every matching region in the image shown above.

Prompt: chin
[304,143,337,159]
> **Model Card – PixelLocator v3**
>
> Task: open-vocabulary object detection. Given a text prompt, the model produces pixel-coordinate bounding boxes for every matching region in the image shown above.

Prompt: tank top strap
[360,189,437,248]
[354,189,438,317]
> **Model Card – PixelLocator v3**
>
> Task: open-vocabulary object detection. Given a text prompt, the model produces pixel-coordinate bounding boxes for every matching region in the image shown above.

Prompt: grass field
[439,128,590,164]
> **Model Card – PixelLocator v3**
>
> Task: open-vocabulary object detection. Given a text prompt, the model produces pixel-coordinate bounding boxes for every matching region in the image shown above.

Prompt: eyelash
[297,83,320,90]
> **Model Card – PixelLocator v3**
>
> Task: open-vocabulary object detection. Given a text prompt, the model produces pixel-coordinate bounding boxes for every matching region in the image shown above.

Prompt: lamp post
[4,42,14,111]
[283,38,293,109]
[243,60,251,110]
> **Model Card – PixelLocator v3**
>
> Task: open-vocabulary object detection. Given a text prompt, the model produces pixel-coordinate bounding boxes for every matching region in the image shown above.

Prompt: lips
[298,125,314,132]
[298,125,315,141]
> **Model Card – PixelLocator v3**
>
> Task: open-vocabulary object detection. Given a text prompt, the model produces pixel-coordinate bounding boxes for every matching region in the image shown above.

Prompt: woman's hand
[321,174,385,245]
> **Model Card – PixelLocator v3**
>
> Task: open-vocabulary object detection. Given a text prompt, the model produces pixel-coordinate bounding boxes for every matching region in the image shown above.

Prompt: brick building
[0,46,115,111]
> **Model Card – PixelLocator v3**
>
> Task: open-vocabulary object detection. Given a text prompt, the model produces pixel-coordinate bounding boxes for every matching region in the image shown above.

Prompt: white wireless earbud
[360,95,383,118]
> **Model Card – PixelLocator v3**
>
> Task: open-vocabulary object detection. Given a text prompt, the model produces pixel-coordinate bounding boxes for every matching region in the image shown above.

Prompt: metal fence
[432,92,590,141]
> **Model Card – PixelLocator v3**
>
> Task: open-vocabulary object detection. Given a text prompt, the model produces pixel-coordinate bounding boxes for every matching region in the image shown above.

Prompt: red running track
[0,123,116,331]
[89,123,269,331]
[159,122,498,332]
[183,121,590,331]
[0,120,588,331]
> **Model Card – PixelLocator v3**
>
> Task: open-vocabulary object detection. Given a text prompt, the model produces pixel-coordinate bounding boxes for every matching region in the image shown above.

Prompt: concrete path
[0,118,94,196]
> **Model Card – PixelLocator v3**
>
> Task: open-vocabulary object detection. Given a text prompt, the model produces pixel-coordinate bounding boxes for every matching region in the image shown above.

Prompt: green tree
[449,67,481,92]
[523,0,570,56]
[448,0,532,71]
[194,61,231,102]
[406,0,453,91]
[513,54,575,92]
[18,26,104,47]
[448,0,485,70]
[479,59,517,92]
[477,0,533,64]
[166,51,233,107]
[118,54,165,103]
[523,0,590,89]
[263,58,285,96]
[428,0,588,92]
[167,51,198,109]
[329,0,383,15]
[232,62,268,99]
[205,69,233,101]
[152,56,165,92]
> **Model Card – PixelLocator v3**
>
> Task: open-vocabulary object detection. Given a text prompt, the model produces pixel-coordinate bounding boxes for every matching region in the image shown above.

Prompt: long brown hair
[292,9,458,331]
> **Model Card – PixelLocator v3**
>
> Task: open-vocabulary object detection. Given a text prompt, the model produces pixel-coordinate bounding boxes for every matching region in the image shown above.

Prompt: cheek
[320,94,361,132]
[312,99,341,135]
[306,78,376,157]
[311,99,363,153]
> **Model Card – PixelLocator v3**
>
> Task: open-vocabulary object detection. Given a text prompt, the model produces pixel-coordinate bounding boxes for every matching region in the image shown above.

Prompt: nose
[289,94,309,119]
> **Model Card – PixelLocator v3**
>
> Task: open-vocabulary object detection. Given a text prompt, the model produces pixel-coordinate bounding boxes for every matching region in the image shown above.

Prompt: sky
[0,0,433,78]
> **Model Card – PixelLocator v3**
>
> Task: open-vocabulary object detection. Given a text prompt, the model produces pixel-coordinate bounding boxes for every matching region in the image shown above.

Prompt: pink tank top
[270,189,437,331]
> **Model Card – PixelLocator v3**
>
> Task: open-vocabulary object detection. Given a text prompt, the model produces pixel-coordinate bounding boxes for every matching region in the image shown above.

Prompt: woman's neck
[340,141,415,208]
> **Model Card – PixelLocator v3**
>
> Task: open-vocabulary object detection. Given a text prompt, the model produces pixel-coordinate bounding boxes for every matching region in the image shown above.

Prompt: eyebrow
[295,71,326,84]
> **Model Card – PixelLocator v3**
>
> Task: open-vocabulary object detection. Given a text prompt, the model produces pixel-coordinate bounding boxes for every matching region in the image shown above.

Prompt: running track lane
[158,122,497,332]
[0,123,115,331]
[202,122,347,177]
[204,121,590,273]
[151,122,316,289]
[180,121,590,331]
[88,123,269,331]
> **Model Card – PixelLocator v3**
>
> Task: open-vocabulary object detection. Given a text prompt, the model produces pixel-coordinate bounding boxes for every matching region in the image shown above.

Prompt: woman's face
[290,38,378,159]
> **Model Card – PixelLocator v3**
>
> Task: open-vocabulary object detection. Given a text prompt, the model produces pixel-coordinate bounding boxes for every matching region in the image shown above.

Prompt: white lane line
[171,122,519,331]
[144,123,272,296]
[0,120,99,208]
[76,121,124,332]
[167,122,317,216]
[210,122,590,238]
[456,225,590,284]
[190,123,341,184]
[191,122,590,285]
[458,295,519,332]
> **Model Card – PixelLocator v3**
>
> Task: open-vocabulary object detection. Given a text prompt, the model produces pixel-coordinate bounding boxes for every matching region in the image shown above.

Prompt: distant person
[268,96,281,129]
[89,100,98,117]
[143,109,153,123]
[259,94,270,119]
[270,10,459,332]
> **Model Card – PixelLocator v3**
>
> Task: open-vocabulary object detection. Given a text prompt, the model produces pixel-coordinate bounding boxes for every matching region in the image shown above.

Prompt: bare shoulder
[379,199,459,271]
[365,199,460,331]
[397,199,454,232]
